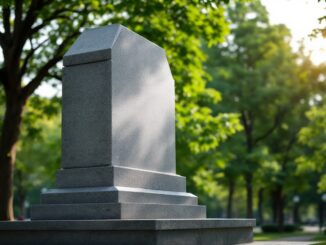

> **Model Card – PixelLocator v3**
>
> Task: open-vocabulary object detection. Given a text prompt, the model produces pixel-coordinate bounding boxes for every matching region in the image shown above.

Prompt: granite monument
[0,24,255,245]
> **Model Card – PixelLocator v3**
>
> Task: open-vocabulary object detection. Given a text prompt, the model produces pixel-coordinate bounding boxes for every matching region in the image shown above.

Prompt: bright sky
[36,0,326,97]
[261,0,326,64]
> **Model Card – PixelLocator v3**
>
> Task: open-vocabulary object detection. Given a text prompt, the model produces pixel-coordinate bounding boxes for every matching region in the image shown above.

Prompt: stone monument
[0,24,255,244]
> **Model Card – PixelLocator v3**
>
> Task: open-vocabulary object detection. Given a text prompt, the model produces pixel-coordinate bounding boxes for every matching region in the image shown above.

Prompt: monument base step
[40,186,198,205]
[56,166,186,191]
[31,203,206,220]
[0,219,255,245]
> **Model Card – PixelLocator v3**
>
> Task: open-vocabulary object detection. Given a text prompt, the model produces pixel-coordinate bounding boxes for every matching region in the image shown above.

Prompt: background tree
[297,103,326,193]
[14,96,60,218]
[0,0,241,220]
[205,1,323,221]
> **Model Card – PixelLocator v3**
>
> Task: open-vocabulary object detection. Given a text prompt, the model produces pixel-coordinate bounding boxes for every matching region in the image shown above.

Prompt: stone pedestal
[0,24,255,244]
[0,219,254,245]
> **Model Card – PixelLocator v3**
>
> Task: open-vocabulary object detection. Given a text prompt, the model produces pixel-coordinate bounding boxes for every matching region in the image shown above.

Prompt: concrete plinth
[0,219,255,245]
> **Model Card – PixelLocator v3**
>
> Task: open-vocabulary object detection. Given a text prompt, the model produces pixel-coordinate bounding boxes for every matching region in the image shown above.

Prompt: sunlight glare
[262,0,326,64]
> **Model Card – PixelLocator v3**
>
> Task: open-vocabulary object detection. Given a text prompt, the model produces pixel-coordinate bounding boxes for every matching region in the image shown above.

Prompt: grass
[312,234,326,244]
[254,231,307,241]
[255,231,326,244]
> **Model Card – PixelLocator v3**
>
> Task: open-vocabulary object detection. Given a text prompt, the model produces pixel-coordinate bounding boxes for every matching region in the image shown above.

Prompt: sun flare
[262,0,326,64]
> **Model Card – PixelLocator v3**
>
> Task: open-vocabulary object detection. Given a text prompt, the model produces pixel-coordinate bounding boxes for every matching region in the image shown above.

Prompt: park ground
[249,226,326,245]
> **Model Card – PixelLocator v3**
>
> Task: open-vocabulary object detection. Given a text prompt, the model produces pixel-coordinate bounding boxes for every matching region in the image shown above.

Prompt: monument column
[31,24,205,220]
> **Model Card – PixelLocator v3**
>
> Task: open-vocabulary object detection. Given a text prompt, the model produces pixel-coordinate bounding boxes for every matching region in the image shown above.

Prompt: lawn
[255,231,326,244]
[254,232,307,241]
[312,234,326,244]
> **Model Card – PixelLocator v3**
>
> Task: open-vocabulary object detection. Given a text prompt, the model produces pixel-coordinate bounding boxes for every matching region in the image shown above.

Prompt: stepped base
[56,166,186,191]
[32,186,204,220]
[0,219,255,245]
[40,186,198,205]
[31,203,206,220]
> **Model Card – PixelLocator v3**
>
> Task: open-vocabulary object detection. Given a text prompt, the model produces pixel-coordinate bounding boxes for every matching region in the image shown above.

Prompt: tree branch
[0,67,6,87]
[29,7,89,37]
[281,129,300,170]
[241,110,254,152]
[28,8,70,36]
[254,108,286,144]
[11,0,47,66]
[22,0,45,32]
[0,32,5,48]
[19,38,49,79]
[47,73,61,81]
[19,3,89,100]
[20,55,61,101]
[2,5,11,35]
[14,0,23,34]
[20,30,81,100]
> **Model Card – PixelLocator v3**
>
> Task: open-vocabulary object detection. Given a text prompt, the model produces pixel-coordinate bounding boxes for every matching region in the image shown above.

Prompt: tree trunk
[226,179,235,218]
[240,112,254,219]
[271,190,277,223]
[275,185,284,232]
[245,173,253,218]
[293,202,300,225]
[0,94,25,221]
[257,188,264,225]
[15,168,26,219]
[318,201,324,231]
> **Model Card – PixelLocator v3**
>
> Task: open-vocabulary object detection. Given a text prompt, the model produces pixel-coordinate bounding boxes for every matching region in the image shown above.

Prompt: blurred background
[0,0,326,241]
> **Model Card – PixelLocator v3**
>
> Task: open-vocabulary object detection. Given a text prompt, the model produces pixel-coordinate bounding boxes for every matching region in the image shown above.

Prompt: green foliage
[206,0,298,186]
[311,0,326,38]
[0,0,244,217]
[204,0,324,218]
[2,0,324,222]
[14,95,61,216]
[0,0,241,166]
[261,224,302,233]
[109,1,243,160]
[297,104,326,192]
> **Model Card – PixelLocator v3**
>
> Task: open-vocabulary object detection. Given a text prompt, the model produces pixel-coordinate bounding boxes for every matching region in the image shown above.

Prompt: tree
[265,94,311,230]
[14,96,60,218]
[205,1,319,219]
[297,103,326,193]
[0,0,239,220]
[299,0,326,194]
[184,147,242,218]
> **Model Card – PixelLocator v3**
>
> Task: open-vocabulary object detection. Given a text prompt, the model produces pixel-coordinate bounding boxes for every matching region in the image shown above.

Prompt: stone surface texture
[62,24,175,173]
[0,219,255,245]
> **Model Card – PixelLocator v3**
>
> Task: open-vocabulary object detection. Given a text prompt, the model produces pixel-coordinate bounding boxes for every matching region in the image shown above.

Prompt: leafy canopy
[0,0,240,157]
[297,104,326,192]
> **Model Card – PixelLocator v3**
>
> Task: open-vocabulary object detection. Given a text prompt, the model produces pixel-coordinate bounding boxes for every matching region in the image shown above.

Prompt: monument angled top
[63,24,163,66]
